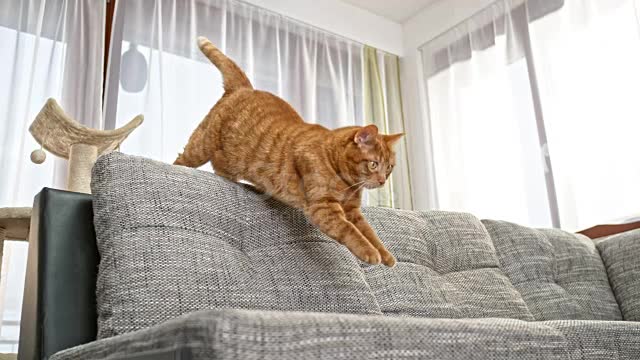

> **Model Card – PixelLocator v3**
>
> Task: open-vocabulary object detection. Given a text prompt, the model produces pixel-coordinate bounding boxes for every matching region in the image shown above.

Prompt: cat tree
[0,98,143,294]
[29,98,144,193]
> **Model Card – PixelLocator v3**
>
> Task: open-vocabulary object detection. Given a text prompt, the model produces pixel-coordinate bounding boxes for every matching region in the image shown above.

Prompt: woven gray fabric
[482,220,622,321]
[362,207,533,320]
[596,229,640,321]
[51,309,569,360]
[543,320,640,359]
[91,153,533,338]
[91,152,382,339]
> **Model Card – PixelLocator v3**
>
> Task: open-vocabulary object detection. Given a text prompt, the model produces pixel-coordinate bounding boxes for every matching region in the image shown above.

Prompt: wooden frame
[578,221,640,239]
[103,0,117,100]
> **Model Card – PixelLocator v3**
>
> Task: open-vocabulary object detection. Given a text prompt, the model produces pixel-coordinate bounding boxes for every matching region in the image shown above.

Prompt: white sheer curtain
[363,47,413,209]
[105,0,364,164]
[0,0,104,352]
[421,0,640,230]
[529,0,640,230]
[420,1,554,227]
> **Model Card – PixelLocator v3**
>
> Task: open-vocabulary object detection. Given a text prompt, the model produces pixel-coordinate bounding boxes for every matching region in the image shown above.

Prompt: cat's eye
[387,165,394,174]
[367,161,379,171]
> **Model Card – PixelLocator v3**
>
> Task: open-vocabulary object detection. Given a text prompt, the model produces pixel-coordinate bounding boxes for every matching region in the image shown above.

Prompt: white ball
[30,149,46,164]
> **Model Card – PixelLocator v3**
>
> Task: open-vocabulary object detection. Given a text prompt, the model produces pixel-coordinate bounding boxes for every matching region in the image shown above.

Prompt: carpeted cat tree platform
[29,98,144,193]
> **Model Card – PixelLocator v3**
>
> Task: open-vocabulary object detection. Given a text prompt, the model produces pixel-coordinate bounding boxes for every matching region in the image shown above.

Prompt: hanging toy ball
[30,149,46,164]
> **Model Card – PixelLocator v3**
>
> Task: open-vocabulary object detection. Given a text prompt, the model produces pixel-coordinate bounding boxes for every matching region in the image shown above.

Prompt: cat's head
[342,124,403,189]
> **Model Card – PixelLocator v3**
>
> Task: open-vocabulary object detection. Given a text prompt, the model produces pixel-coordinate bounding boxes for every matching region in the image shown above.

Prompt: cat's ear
[383,133,404,147]
[354,125,378,147]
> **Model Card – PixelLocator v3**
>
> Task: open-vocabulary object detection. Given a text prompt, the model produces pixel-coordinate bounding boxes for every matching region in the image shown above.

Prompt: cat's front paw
[380,250,397,268]
[357,247,381,265]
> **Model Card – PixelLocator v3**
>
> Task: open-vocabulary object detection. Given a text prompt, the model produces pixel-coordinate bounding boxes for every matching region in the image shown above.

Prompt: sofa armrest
[18,188,99,360]
[596,229,640,321]
[51,309,569,360]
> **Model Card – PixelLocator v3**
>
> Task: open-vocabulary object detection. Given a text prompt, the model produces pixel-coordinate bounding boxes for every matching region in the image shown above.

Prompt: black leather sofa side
[18,188,99,360]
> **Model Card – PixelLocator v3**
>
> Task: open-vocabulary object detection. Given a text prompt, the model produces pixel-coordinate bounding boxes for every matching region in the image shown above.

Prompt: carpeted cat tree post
[29,98,144,193]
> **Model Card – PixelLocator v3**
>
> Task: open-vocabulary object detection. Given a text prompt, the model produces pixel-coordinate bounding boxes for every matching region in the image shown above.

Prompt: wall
[244,0,404,55]
[399,0,493,209]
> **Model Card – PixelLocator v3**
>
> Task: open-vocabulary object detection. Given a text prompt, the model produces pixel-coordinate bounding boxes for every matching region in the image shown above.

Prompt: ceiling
[341,0,439,23]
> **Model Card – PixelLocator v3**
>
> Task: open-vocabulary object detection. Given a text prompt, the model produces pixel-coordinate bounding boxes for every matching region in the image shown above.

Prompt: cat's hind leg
[175,110,215,168]
[211,150,238,182]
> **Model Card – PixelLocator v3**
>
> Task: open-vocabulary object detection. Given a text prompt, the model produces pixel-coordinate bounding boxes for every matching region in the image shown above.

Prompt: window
[528,0,640,229]
[105,0,364,164]
[421,0,640,230]
[0,242,27,353]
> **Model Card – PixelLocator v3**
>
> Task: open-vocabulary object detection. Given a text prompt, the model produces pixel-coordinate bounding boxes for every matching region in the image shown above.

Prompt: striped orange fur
[175,36,403,267]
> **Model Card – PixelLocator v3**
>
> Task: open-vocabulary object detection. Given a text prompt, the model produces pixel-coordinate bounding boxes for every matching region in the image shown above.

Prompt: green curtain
[363,46,414,209]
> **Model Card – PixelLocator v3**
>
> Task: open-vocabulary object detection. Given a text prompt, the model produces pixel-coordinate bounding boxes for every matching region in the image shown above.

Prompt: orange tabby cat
[175,36,403,267]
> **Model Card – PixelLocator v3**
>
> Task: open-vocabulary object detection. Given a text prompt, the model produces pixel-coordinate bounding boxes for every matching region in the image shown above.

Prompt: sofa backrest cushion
[362,208,534,320]
[91,153,533,338]
[92,153,382,338]
[596,229,640,321]
[482,220,622,321]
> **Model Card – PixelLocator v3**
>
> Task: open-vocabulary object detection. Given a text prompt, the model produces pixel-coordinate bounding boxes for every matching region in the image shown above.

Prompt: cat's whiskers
[357,182,368,192]
[346,182,367,201]
[341,180,365,192]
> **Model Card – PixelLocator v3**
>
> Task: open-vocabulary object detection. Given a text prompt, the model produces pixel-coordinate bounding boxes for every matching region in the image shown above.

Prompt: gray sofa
[36,152,640,359]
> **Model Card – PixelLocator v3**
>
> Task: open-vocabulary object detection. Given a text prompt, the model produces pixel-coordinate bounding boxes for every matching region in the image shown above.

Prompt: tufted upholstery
[596,229,640,321]
[482,220,622,321]
[46,151,640,359]
[362,207,533,320]
[92,153,380,338]
[91,153,533,338]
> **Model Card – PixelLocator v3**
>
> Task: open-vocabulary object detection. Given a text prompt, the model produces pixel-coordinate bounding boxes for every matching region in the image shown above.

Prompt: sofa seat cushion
[362,208,533,320]
[51,309,569,360]
[543,320,640,360]
[482,220,622,321]
[596,229,640,321]
[91,153,533,338]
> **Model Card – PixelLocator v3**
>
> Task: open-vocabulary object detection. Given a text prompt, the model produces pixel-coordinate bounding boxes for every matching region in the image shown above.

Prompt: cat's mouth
[364,182,383,190]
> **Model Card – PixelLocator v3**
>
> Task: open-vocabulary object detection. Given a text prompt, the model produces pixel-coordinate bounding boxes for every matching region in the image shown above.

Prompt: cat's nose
[377,177,386,185]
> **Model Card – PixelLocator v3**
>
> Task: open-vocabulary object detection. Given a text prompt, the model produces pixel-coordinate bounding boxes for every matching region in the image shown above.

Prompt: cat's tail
[197,36,253,93]
[174,118,210,168]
